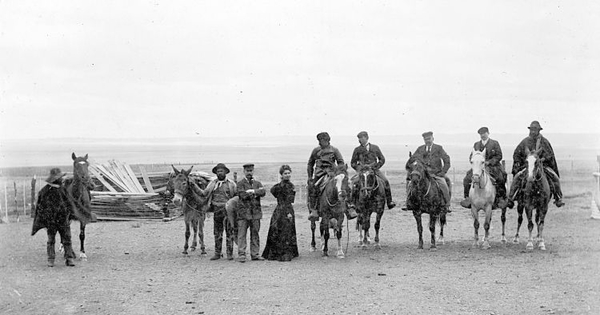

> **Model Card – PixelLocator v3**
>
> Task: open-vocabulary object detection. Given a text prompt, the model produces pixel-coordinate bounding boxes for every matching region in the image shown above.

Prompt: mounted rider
[350,131,396,209]
[507,121,564,208]
[460,127,508,209]
[307,132,357,220]
[404,131,452,212]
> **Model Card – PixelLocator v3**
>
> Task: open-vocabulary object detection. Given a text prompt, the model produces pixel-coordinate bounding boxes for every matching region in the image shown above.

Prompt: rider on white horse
[460,127,508,209]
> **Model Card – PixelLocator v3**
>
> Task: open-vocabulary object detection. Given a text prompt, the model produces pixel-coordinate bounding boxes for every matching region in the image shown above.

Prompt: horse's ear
[84,154,88,160]
[171,165,180,175]
[409,151,412,158]
[343,163,348,171]
[184,166,194,176]
[72,152,77,160]
[481,148,486,156]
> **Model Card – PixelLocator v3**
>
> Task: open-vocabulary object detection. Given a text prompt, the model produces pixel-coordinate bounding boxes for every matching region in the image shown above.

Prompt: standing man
[307,132,357,220]
[196,163,237,261]
[31,168,76,267]
[404,131,452,212]
[350,131,396,209]
[459,127,508,209]
[507,121,564,208]
[236,163,266,262]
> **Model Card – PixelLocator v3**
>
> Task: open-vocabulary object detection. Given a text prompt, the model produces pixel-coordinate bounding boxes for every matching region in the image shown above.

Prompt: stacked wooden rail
[89,161,176,220]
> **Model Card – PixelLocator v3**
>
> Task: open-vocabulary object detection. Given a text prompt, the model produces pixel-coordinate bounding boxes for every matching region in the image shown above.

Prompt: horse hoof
[191,247,196,251]
[501,237,507,244]
[437,237,445,245]
[182,251,188,255]
[482,242,490,249]
[539,243,546,251]
[322,252,328,257]
[201,251,207,256]
[512,238,520,244]
[526,243,534,250]
[309,247,316,252]
[337,254,345,259]
[375,243,381,250]
[79,253,88,261]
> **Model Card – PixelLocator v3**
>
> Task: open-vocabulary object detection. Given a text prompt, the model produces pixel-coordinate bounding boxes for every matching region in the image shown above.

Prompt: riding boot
[47,242,55,267]
[385,186,396,209]
[507,173,522,209]
[551,177,565,207]
[308,193,320,221]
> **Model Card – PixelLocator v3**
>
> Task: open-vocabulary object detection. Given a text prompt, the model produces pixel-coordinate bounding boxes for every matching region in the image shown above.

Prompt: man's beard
[217,174,226,181]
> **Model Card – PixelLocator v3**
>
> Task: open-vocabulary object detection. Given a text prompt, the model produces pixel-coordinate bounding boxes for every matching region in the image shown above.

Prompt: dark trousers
[237,219,261,258]
[213,206,234,256]
[47,224,75,261]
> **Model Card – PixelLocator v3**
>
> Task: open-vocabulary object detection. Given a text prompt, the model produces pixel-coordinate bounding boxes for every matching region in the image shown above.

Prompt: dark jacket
[307,145,344,179]
[351,143,385,171]
[407,143,451,177]
[32,184,71,236]
[236,177,266,220]
[512,135,559,177]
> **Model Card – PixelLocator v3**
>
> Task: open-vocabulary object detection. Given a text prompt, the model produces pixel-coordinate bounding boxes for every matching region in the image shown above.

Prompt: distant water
[1,136,598,169]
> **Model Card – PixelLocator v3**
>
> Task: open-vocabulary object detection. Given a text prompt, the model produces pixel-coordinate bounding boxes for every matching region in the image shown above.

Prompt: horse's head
[71,152,91,183]
[170,165,193,207]
[358,165,377,199]
[525,147,543,183]
[407,153,427,184]
[470,149,486,186]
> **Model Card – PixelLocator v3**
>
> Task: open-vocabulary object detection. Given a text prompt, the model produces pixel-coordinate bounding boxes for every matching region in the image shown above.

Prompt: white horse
[468,149,497,249]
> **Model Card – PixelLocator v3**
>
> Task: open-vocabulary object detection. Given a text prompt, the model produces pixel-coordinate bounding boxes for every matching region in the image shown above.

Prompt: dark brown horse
[513,148,552,251]
[63,153,95,260]
[406,152,447,250]
[169,166,209,255]
[309,164,351,258]
[353,165,386,249]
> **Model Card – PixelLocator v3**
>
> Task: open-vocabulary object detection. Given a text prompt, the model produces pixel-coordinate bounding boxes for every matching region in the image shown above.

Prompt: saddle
[431,176,450,206]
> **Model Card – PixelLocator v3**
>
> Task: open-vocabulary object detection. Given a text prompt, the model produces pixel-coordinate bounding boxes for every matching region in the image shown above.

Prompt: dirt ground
[1,194,600,315]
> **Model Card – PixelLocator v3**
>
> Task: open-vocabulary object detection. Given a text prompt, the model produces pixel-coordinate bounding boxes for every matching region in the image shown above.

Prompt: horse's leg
[414,212,424,249]
[310,220,317,252]
[356,216,363,245]
[199,213,207,255]
[336,218,345,258]
[526,206,535,250]
[437,212,446,245]
[361,210,370,249]
[471,208,480,248]
[190,216,198,251]
[79,222,87,261]
[374,209,383,249]
[500,207,507,243]
[513,203,524,243]
[482,206,493,249]
[183,219,191,255]
[429,213,437,251]
[537,207,548,251]
[320,220,329,257]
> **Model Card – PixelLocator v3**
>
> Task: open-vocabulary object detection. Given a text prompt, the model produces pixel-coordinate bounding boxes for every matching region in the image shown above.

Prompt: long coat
[511,135,559,177]
[32,184,71,236]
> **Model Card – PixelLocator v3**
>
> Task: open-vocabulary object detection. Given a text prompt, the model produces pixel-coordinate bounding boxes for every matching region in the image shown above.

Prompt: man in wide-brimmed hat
[507,121,564,208]
[31,168,76,267]
[193,163,237,260]
[460,127,508,209]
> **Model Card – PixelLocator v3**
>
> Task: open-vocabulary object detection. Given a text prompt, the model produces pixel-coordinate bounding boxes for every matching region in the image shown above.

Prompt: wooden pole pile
[88,160,175,220]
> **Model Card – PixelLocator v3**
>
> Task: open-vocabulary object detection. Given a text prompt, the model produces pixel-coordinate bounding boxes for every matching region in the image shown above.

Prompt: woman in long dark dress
[262,165,299,261]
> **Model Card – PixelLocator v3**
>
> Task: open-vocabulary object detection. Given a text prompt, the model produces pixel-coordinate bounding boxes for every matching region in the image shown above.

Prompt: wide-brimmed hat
[212,163,230,174]
[46,168,66,183]
[478,127,489,134]
[528,121,543,130]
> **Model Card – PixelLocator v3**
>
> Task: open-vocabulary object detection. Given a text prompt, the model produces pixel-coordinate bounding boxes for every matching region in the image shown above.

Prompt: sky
[1,1,599,141]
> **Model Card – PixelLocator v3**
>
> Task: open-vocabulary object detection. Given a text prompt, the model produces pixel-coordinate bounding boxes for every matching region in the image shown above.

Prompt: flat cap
[477,127,489,134]
[242,163,255,169]
[356,131,369,138]
[422,131,433,138]
[316,132,330,141]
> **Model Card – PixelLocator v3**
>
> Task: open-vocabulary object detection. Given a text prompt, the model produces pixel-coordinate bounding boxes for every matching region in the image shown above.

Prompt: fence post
[31,175,37,218]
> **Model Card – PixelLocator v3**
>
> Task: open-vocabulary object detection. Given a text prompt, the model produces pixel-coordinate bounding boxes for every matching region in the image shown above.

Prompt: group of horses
[56,147,553,263]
